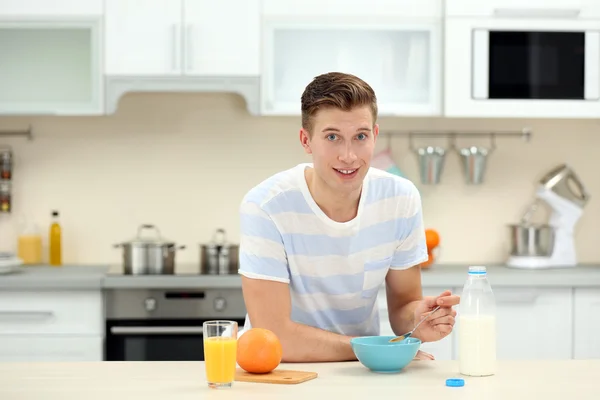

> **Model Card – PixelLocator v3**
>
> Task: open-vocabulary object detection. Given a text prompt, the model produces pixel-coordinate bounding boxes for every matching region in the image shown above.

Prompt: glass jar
[0,148,12,180]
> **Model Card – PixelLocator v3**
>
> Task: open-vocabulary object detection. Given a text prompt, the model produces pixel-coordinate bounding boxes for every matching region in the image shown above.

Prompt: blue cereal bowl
[350,336,421,373]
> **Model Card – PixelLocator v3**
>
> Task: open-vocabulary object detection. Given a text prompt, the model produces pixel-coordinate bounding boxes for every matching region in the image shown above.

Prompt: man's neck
[305,168,362,223]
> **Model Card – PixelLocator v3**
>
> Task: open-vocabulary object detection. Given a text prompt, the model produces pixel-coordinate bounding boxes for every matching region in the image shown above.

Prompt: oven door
[445,10,600,118]
[105,318,245,361]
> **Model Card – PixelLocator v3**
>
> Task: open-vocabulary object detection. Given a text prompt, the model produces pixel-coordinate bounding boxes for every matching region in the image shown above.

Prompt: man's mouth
[333,168,359,179]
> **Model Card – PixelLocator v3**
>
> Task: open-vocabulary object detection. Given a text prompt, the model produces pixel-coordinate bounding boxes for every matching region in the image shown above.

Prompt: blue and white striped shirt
[238,163,428,336]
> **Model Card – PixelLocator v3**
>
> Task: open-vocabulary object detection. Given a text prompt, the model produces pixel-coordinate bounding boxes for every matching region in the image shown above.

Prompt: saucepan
[199,228,239,275]
[113,224,186,275]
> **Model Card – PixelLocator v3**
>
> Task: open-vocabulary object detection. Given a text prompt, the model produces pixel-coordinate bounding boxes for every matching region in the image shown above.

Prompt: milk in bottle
[458,266,496,376]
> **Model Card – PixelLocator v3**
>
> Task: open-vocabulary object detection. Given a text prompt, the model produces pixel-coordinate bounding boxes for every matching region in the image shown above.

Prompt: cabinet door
[455,287,573,360]
[0,20,103,115]
[183,0,260,76]
[0,336,103,361]
[0,0,102,16]
[262,0,441,18]
[261,20,441,116]
[105,0,182,76]
[574,288,600,359]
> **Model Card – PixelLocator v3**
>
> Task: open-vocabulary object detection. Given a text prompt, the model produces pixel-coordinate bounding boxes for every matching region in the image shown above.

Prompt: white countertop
[0,360,596,399]
[1,263,600,290]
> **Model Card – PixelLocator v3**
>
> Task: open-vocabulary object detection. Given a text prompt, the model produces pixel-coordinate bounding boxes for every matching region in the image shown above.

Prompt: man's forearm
[277,321,357,362]
[389,300,421,339]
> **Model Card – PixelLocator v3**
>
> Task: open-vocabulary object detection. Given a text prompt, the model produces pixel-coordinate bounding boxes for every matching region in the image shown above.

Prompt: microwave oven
[444,2,600,118]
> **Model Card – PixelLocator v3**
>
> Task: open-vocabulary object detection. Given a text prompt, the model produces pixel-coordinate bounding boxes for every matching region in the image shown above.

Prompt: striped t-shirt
[238,163,428,337]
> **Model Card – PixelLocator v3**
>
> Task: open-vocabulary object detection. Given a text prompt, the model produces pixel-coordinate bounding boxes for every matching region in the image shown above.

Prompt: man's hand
[412,290,460,342]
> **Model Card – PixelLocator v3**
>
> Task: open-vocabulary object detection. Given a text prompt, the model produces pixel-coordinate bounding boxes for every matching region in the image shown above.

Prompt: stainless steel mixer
[507,164,590,269]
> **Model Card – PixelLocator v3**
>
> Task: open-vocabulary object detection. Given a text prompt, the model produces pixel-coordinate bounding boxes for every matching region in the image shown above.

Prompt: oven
[104,288,246,361]
[444,2,600,118]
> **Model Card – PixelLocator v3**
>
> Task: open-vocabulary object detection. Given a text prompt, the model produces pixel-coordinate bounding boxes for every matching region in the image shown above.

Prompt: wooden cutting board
[234,368,318,384]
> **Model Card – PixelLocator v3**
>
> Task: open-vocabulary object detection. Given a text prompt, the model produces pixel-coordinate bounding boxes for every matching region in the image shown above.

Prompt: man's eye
[357,133,367,140]
[327,134,337,141]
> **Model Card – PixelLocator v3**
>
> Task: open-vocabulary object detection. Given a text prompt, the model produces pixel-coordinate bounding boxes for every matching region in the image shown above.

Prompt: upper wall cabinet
[104,0,260,77]
[0,0,102,16]
[0,0,103,115]
[260,0,443,117]
[444,0,600,118]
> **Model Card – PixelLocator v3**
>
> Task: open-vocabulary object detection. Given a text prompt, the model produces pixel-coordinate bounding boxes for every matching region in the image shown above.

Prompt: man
[238,72,459,362]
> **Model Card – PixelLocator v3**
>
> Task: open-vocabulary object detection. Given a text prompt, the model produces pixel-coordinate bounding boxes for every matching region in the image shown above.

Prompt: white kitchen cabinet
[0,289,104,362]
[183,0,260,76]
[0,19,103,115]
[573,288,600,359]
[104,0,182,76]
[0,290,103,335]
[104,0,260,77]
[454,287,573,360]
[0,336,103,362]
[260,0,442,116]
[262,0,441,18]
[0,0,102,16]
[378,287,455,361]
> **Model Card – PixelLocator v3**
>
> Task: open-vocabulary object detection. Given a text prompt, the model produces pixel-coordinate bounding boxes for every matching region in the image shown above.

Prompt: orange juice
[204,336,237,384]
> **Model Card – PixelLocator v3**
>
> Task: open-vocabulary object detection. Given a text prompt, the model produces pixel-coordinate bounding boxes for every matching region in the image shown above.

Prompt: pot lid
[204,228,228,248]
[124,224,174,245]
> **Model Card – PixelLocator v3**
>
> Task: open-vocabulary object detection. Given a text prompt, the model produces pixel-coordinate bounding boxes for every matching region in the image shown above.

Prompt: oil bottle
[49,210,62,266]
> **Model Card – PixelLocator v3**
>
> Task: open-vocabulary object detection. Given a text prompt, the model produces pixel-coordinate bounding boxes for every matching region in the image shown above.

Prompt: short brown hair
[300,72,378,134]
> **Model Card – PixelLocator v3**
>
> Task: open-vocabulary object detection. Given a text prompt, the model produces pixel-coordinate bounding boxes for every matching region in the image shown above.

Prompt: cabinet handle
[111,326,204,335]
[171,24,179,71]
[0,311,54,319]
[493,8,581,19]
[186,24,193,71]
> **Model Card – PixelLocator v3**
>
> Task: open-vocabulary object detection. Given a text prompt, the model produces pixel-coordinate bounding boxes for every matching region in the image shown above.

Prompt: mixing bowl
[350,336,421,373]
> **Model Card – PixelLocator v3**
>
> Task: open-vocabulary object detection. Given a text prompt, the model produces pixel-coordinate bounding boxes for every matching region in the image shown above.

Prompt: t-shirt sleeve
[390,183,429,270]
[238,200,290,283]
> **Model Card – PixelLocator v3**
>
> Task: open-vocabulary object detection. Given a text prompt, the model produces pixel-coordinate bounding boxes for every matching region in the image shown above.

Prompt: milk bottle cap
[446,378,465,387]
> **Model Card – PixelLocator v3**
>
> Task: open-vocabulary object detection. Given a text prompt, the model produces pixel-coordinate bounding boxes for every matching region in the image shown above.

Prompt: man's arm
[385,183,459,343]
[385,266,424,337]
[241,276,357,362]
[238,198,356,363]
[386,182,429,337]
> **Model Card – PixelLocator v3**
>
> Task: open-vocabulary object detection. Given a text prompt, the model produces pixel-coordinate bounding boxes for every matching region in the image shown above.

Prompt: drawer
[0,290,103,335]
[0,335,103,361]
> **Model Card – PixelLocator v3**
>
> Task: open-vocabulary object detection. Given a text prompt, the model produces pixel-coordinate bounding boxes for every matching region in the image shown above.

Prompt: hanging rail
[382,127,532,141]
[0,125,33,141]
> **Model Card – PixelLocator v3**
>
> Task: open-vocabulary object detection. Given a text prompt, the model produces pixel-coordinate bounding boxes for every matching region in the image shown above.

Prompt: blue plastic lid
[446,378,465,387]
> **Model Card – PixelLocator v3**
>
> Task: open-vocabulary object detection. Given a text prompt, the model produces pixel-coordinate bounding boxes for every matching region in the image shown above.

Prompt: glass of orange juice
[203,320,238,389]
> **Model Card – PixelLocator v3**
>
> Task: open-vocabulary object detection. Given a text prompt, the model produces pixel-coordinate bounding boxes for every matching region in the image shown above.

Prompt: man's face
[300,105,379,195]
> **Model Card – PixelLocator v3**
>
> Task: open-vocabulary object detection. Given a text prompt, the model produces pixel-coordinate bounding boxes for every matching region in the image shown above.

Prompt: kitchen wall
[0,92,598,265]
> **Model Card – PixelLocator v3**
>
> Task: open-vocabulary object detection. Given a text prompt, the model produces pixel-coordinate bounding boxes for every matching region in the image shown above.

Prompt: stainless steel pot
[508,223,555,257]
[200,228,239,275]
[114,224,186,275]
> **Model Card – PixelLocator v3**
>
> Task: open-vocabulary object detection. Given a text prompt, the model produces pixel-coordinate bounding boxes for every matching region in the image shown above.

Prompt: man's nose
[338,144,358,163]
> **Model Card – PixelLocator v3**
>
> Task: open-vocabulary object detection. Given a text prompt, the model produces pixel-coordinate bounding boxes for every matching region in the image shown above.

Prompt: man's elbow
[246,318,299,361]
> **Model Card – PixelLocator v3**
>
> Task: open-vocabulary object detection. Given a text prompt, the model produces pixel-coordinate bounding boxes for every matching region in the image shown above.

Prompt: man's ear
[299,128,312,154]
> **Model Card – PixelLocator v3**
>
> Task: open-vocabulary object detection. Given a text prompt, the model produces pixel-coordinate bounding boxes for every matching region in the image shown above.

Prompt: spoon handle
[412,305,441,332]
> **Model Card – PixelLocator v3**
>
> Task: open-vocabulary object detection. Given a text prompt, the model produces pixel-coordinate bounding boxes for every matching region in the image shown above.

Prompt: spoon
[388,305,441,343]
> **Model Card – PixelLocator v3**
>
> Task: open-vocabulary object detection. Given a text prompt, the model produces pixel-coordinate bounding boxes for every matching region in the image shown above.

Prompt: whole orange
[237,328,282,374]
[425,229,440,250]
